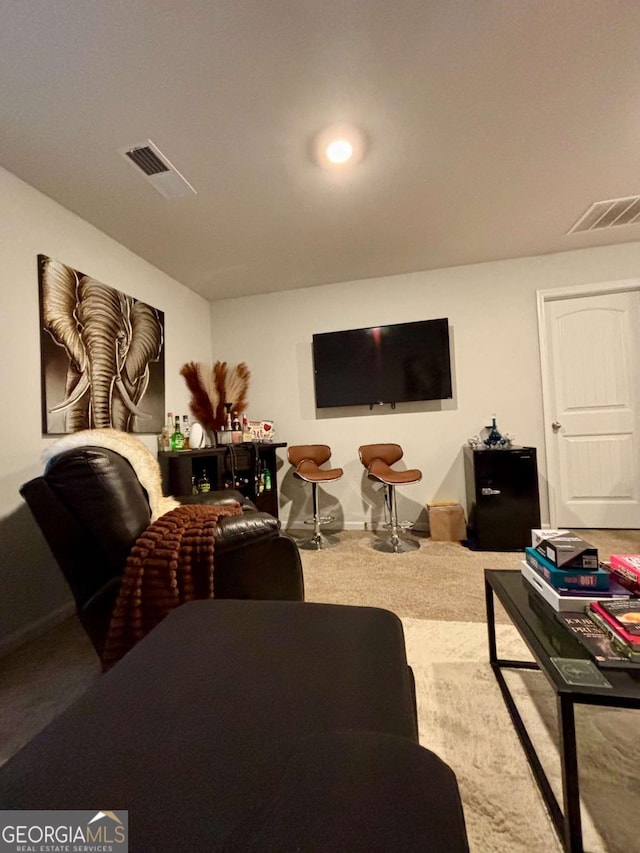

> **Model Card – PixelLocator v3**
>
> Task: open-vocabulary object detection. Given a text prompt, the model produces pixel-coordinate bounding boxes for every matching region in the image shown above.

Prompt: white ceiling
[2,1,640,302]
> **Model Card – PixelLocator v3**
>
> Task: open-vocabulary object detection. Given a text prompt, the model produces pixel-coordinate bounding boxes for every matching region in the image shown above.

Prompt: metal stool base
[373,534,420,554]
[294,532,340,550]
[381,519,413,531]
[293,481,340,550]
[369,483,421,554]
[303,515,335,526]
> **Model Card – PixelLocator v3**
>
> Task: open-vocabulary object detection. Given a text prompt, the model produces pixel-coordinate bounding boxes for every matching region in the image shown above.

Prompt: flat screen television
[312,318,452,408]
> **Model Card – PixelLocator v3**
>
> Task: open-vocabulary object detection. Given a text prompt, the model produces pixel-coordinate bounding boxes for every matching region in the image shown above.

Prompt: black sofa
[0,599,469,851]
[20,443,304,657]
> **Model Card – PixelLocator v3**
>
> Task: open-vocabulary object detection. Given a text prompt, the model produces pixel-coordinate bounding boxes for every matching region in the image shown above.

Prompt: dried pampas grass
[225,362,251,415]
[180,360,251,432]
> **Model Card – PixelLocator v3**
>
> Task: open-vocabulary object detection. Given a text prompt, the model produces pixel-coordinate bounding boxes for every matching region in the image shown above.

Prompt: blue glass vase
[484,417,503,447]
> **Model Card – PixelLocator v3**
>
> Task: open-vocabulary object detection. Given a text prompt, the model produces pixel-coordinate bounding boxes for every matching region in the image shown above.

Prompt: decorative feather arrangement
[180,360,250,432]
[180,362,218,430]
[225,362,251,416]
[213,360,228,429]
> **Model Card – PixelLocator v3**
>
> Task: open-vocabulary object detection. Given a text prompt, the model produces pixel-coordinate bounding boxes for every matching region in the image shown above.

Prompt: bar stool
[358,444,422,553]
[288,445,343,550]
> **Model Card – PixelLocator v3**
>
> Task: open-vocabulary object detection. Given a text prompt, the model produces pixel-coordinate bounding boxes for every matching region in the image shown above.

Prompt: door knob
[552,421,562,431]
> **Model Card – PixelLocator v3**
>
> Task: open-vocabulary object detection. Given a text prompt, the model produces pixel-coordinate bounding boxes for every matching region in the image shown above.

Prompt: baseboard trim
[285,521,429,533]
[0,602,75,660]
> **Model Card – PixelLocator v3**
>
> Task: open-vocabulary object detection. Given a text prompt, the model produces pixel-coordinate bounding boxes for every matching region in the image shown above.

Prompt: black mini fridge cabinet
[464,446,541,551]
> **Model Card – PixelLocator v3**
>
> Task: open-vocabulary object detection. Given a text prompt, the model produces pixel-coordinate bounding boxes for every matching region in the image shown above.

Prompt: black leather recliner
[20,445,304,657]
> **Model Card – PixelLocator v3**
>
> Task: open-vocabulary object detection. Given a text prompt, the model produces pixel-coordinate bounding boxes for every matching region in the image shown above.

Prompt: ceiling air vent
[568,196,640,234]
[125,146,169,176]
[120,140,196,199]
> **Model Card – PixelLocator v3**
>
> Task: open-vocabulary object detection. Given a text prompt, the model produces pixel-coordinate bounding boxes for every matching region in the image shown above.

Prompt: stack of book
[551,609,635,666]
[521,533,640,667]
[587,598,640,662]
[520,530,630,612]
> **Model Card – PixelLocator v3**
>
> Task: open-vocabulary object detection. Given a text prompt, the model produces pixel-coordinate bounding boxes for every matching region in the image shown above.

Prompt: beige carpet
[2,527,639,851]
[5,613,637,851]
[295,529,640,852]
[0,617,100,765]
[295,528,640,622]
[402,617,639,853]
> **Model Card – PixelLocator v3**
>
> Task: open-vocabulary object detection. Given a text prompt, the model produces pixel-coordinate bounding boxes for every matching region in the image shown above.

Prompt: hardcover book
[592,600,640,637]
[609,555,640,594]
[526,592,640,669]
[525,547,610,591]
[553,612,635,667]
[588,608,640,661]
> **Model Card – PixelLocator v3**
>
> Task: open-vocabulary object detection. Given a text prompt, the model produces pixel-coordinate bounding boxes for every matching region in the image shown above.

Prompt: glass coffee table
[484,569,640,853]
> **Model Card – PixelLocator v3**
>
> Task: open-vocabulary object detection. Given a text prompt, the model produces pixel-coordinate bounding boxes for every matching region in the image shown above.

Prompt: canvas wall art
[38,254,165,435]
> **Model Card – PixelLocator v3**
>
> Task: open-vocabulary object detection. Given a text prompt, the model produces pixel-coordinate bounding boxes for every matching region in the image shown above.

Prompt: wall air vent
[120,139,196,199]
[568,196,640,234]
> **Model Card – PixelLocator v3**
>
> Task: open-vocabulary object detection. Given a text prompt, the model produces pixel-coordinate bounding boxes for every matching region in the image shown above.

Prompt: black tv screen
[312,318,452,408]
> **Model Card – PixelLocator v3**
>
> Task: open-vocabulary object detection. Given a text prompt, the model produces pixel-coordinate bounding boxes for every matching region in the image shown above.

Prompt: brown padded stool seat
[288,445,343,549]
[295,459,344,482]
[359,444,422,553]
[368,458,423,485]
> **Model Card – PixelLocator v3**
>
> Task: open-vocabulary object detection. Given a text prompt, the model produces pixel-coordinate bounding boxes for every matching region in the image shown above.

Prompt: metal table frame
[484,569,640,853]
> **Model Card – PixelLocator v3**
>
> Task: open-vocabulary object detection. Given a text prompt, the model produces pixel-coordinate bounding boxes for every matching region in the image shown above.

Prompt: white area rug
[401,618,639,853]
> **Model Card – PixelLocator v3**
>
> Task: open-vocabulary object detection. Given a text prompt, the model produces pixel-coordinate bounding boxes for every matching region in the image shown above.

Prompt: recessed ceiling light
[326,138,354,164]
[314,124,366,169]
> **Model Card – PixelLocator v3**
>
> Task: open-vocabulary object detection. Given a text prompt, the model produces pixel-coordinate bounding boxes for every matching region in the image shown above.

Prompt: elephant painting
[38,255,165,434]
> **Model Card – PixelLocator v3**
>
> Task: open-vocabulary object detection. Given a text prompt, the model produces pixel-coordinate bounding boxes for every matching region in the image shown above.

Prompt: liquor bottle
[484,416,503,448]
[158,425,168,452]
[182,415,191,449]
[161,412,173,451]
[171,415,185,451]
[197,470,210,493]
[263,464,272,491]
[232,411,241,431]
[242,412,248,431]
[191,475,198,496]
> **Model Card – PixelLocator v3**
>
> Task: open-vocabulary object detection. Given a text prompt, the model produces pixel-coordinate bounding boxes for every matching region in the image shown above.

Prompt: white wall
[208,241,640,531]
[4,157,640,650]
[0,167,213,652]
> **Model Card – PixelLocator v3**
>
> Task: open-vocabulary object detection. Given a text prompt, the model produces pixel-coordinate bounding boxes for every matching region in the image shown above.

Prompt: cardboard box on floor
[428,501,467,541]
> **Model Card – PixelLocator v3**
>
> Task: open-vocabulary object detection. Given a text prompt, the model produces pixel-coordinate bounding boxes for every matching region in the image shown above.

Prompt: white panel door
[545,290,640,528]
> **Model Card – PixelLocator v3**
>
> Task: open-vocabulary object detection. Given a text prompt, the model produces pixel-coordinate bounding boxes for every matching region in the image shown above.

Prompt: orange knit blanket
[101,502,243,670]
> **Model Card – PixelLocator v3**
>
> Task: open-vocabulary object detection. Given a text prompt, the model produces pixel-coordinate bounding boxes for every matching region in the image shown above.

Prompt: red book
[589,601,640,647]
[609,555,640,594]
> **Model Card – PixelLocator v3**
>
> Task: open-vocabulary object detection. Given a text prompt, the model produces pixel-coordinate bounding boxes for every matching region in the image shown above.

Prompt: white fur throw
[42,428,180,522]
